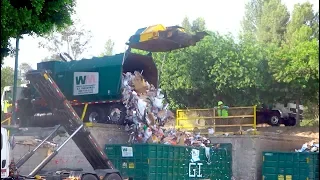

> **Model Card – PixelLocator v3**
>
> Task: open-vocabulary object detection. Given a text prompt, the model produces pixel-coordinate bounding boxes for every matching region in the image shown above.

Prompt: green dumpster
[105,143,232,180]
[262,151,319,180]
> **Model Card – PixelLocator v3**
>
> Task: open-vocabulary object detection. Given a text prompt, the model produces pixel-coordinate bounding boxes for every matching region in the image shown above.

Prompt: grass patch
[300,119,319,127]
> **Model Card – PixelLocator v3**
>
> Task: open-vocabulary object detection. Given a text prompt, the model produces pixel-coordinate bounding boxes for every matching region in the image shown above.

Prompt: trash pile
[295,140,319,152]
[122,71,213,146]
[122,71,173,143]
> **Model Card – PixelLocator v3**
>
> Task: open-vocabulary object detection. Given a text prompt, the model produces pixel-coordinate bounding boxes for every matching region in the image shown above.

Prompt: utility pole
[11,36,20,125]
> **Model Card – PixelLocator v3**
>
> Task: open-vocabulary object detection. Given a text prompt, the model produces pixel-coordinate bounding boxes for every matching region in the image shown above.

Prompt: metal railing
[1,117,12,136]
[175,106,257,135]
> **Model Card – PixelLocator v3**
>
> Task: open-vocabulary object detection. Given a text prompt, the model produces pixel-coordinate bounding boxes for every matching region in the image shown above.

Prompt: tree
[285,2,317,43]
[1,67,14,93]
[267,2,319,125]
[39,19,92,60]
[19,63,32,74]
[19,62,33,83]
[41,54,62,62]
[241,0,264,38]
[181,17,206,34]
[100,38,115,56]
[191,17,206,32]
[1,0,76,64]
[181,17,192,33]
[257,0,290,45]
[154,18,269,109]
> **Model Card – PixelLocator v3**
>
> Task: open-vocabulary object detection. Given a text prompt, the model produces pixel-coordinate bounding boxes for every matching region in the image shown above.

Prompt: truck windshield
[3,87,25,101]
[4,90,12,101]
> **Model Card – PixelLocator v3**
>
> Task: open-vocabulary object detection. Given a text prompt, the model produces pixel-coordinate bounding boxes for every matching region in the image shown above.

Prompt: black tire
[84,106,106,123]
[82,174,99,180]
[105,103,126,125]
[104,173,122,180]
[269,115,280,126]
[284,117,296,126]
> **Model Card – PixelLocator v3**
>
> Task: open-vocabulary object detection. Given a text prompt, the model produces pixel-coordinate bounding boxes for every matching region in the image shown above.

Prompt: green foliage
[100,38,115,56]
[241,0,264,36]
[1,0,76,64]
[154,2,318,112]
[257,0,290,44]
[267,2,319,105]
[1,67,14,94]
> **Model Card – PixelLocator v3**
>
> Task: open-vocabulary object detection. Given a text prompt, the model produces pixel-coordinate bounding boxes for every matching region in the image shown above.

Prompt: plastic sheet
[295,140,319,152]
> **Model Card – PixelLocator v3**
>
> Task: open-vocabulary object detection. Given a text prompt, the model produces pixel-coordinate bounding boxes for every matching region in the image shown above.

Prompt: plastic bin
[262,151,319,180]
[105,143,232,180]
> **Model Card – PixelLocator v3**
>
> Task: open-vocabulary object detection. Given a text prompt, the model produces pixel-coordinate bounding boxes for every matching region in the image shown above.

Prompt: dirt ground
[257,125,319,139]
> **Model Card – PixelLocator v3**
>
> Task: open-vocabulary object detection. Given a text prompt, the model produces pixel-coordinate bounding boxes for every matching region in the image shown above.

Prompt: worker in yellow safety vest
[215,101,229,117]
[3,98,13,114]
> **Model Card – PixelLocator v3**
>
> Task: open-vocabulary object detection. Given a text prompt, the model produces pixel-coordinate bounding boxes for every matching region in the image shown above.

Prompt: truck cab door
[127,24,207,52]
[1,127,10,178]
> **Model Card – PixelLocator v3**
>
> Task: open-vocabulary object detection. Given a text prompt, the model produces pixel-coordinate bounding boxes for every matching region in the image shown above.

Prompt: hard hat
[218,101,223,106]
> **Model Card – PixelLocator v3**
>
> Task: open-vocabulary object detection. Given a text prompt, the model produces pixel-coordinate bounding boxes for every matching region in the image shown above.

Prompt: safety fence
[175,106,257,135]
[1,117,11,125]
[1,117,12,136]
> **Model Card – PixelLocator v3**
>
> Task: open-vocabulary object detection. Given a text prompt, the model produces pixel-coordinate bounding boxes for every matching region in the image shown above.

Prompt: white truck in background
[1,127,10,179]
[1,84,28,119]
[257,102,304,126]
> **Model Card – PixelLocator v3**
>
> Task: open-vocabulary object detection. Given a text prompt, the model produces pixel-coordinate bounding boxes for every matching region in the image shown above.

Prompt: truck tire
[269,115,280,126]
[104,173,122,180]
[82,174,99,180]
[284,117,296,126]
[84,106,106,123]
[105,104,126,125]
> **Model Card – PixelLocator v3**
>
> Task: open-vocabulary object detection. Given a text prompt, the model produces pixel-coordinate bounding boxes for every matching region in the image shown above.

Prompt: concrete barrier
[209,134,315,180]
[13,125,315,179]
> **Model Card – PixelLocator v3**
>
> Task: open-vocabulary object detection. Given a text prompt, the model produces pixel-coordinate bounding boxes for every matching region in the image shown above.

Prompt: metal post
[159,54,166,88]
[28,124,84,177]
[253,105,257,135]
[12,37,20,125]
[213,109,216,134]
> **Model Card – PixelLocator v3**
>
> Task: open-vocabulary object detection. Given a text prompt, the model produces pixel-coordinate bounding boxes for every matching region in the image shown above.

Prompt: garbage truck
[16,24,207,127]
[1,70,123,180]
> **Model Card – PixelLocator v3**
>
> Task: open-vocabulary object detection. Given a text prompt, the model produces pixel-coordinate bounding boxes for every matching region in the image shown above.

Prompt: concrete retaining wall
[209,134,315,180]
[13,125,315,180]
[13,124,129,175]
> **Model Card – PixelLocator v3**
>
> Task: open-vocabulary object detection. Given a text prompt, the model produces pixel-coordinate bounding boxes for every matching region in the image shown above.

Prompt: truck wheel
[284,117,296,126]
[106,104,126,125]
[269,115,280,126]
[84,106,106,123]
[104,173,122,180]
[82,174,99,180]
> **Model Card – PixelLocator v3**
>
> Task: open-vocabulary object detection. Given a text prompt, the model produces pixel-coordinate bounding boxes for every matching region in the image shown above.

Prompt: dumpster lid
[127,24,208,52]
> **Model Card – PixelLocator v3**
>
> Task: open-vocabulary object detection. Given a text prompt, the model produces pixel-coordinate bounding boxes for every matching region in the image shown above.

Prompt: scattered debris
[15,138,57,148]
[295,140,319,152]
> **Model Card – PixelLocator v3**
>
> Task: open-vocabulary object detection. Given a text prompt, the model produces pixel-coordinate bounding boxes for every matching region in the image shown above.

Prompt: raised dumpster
[105,143,232,180]
[262,151,319,180]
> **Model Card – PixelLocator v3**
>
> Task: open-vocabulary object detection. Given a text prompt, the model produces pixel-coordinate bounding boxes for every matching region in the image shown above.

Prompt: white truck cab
[1,84,27,114]
[1,127,10,179]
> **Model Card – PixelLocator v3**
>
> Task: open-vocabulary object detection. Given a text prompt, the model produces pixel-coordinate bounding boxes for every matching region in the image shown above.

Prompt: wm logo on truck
[73,72,99,96]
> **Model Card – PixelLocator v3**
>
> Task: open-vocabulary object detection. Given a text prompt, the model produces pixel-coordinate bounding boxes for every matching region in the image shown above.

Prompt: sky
[3,0,319,69]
